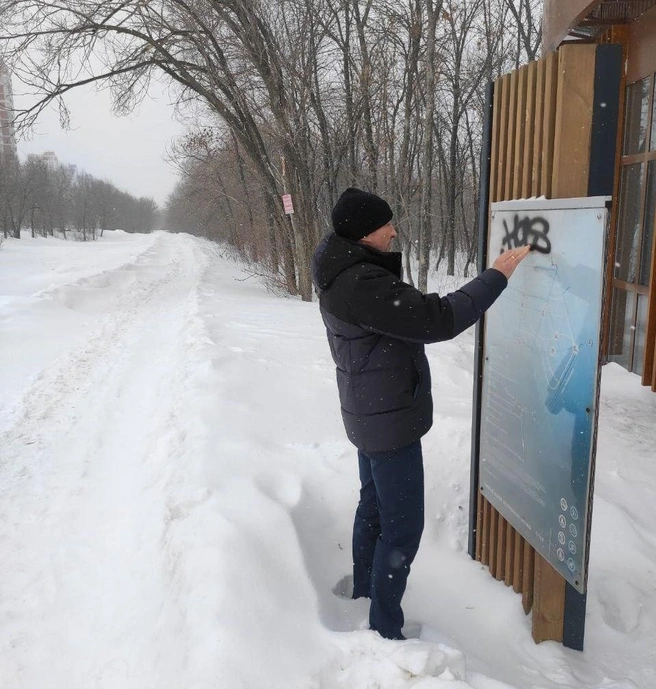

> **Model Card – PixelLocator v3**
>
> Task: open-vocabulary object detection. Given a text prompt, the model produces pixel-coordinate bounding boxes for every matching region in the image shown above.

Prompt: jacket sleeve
[349,266,508,344]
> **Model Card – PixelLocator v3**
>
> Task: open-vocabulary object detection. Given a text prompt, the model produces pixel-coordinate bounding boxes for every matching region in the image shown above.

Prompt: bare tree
[1,0,541,285]
[1,0,323,296]
[417,0,442,292]
[504,0,542,65]
[3,159,32,238]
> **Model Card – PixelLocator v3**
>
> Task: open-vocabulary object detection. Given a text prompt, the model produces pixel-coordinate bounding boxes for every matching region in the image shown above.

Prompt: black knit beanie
[331,187,393,241]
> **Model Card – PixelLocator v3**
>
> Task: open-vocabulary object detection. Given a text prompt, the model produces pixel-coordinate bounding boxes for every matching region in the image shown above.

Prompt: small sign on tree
[282,194,294,215]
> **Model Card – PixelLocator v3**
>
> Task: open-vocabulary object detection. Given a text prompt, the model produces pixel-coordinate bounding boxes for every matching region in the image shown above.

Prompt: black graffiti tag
[501,214,551,254]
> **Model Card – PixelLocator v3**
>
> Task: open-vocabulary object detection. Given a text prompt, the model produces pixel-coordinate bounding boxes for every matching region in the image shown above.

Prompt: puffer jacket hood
[312,233,402,292]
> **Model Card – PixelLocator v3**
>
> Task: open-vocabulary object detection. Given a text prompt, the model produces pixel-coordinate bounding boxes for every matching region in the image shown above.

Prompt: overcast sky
[15,80,186,207]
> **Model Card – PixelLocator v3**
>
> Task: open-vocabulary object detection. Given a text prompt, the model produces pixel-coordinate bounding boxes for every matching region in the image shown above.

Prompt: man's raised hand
[492,245,531,280]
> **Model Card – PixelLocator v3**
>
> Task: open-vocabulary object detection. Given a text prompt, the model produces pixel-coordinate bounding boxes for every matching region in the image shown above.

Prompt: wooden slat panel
[504,72,519,200]
[542,52,559,199]
[512,66,528,200]
[522,61,538,199]
[532,58,546,196]
[532,555,566,642]
[504,521,515,587]
[496,75,511,203]
[552,44,597,198]
[489,506,499,578]
[522,544,535,614]
[495,515,507,581]
[512,529,525,594]
[481,496,491,566]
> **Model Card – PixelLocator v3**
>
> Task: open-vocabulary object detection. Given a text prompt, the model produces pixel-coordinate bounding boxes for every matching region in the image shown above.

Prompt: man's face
[359,222,397,252]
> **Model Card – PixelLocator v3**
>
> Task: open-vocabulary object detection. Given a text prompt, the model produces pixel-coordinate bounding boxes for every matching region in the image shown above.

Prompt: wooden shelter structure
[545,0,656,389]
[470,0,656,651]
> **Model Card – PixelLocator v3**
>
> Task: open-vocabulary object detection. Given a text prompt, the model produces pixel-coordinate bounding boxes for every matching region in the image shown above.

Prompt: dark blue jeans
[352,440,424,639]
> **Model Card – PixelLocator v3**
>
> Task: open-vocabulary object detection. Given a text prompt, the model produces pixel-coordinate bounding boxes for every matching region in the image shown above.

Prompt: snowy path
[1,231,655,689]
[1,234,209,686]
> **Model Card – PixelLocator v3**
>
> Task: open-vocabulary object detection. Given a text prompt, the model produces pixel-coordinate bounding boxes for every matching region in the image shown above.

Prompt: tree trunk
[418,0,441,293]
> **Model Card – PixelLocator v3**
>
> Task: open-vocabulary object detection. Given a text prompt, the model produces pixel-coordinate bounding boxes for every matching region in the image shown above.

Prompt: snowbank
[1,231,654,688]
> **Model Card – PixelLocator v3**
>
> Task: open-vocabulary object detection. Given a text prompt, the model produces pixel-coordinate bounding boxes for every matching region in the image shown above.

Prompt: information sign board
[479,197,609,593]
[282,194,294,215]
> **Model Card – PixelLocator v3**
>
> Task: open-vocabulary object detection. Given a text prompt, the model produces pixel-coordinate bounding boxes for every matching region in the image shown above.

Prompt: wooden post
[531,43,596,644]
[532,555,565,642]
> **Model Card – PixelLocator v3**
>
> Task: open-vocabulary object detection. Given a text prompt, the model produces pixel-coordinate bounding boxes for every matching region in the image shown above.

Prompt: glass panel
[482,201,607,592]
[608,288,636,369]
[640,161,656,287]
[615,163,645,283]
[624,77,650,155]
[633,295,649,377]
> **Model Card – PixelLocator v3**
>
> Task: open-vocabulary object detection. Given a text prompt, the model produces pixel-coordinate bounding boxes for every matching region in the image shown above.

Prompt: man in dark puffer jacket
[312,187,530,640]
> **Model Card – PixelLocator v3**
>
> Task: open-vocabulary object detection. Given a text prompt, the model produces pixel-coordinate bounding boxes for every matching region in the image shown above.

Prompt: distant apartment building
[0,60,17,163]
[28,150,59,170]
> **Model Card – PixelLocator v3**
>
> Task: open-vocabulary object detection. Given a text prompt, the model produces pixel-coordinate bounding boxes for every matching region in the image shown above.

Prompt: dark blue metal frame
[468,80,494,560]
[564,42,622,652]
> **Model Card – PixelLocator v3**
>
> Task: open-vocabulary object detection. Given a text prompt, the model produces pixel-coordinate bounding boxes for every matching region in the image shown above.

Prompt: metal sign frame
[479,196,609,595]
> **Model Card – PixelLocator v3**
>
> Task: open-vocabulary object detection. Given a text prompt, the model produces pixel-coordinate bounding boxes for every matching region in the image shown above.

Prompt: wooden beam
[533,555,566,642]
[552,44,597,198]
[542,52,559,199]
[533,59,546,196]
[489,73,503,206]
[522,545,535,613]
[542,0,603,53]
[512,66,528,200]
[496,75,511,202]
[522,61,537,198]
[495,515,507,581]
[532,44,597,644]
[475,489,484,562]
[504,521,515,587]
[481,496,491,565]
[512,530,525,594]
[489,506,499,578]
[504,71,519,200]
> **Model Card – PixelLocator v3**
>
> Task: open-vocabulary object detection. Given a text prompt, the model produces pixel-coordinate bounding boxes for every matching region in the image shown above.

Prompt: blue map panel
[480,197,609,593]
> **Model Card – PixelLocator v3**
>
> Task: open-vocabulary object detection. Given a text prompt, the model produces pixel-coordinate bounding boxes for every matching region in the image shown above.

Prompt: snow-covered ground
[1,230,654,689]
